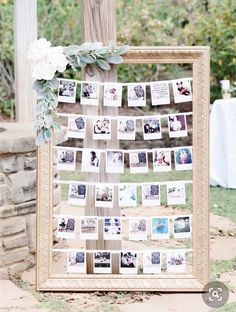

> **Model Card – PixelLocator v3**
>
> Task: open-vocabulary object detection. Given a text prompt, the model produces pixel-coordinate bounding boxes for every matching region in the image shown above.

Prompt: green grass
[212,302,236,312]
[211,257,236,280]
[59,169,236,222]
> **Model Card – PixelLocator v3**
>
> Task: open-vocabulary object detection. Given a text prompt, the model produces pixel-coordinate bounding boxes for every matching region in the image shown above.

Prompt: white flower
[32,61,56,81]
[27,38,51,62]
[46,47,68,72]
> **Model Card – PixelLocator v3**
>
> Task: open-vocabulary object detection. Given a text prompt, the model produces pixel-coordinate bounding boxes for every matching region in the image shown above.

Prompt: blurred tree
[0,0,235,117]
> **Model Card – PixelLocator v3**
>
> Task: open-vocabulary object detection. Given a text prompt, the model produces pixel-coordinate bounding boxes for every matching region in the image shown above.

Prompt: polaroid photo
[143,251,161,274]
[168,114,188,138]
[120,251,138,274]
[103,217,122,240]
[142,117,162,140]
[166,251,186,273]
[150,81,170,105]
[103,83,122,107]
[93,252,112,274]
[80,217,98,240]
[57,216,76,239]
[129,218,147,241]
[128,84,146,107]
[119,184,137,207]
[81,149,100,173]
[67,116,86,139]
[68,183,87,206]
[151,217,170,240]
[142,184,160,207]
[58,79,77,103]
[174,147,193,171]
[93,117,111,140]
[129,150,148,174]
[67,249,86,273]
[95,184,114,208]
[106,150,124,173]
[172,78,192,103]
[80,82,99,106]
[173,215,192,239]
[117,118,136,140]
[57,147,76,171]
[167,181,186,205]
[153,149,172,172]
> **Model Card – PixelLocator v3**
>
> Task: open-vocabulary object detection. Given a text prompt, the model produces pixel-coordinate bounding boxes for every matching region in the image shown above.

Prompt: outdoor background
[0,0,235,119]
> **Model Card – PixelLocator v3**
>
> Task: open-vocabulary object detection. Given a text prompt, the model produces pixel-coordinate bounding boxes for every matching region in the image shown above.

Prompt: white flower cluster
[27,38,68,81]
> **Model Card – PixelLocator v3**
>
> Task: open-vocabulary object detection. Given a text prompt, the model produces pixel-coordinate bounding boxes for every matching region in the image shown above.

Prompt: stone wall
[0,123,65,279]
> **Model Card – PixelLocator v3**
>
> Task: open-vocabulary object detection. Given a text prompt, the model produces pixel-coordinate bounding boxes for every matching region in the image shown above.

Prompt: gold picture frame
[36,46,210,291]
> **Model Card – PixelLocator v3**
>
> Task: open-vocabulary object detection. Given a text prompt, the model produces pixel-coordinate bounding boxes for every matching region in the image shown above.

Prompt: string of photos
[53,248,192,274]
[54,179,192,207]
[60,111,192,140]
[55,214,192,274]
[57,77,193,106]
[55,146,193,173]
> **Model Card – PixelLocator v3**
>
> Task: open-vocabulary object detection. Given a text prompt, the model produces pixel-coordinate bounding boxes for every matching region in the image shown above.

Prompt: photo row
[58,77,192,106]
[66,114,190,140]
[65,249,188,274]
[57,147,193,173]
[67,181,188,207]
[56,215,192,241]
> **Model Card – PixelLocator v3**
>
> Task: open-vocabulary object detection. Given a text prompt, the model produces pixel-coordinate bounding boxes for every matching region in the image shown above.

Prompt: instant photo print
[172,78,192,103]
[103,83,122,107]
[151,217,170,240]
[68,183,87,206]
[120,252,138,274]
[150,81,170,105]
[103,217,122,240]
[168,114,188,138]
[173,215,192,239]
[167,181,186,205]
[119,184,137,207]
[153,149,172,172]
[143,251,161,274]
[58,79,77,103]
[57,216,76,239]
[128,84,146,107]
[80,217,98,240]
[174,147,193,171]
[142,117,162,140]
[57,148,76,171]
[117,118,136,140]
[95,184,114,208]
[81,149,100,173]
[67,249,86,273]
[166,251,186,273]
[106,150,124,173]
[142,184,161,206]
[129,218,147,241]
[93,252,112,274]
[93,118,111,140]
[129,150,148,173]
[80,82,99,105]
[67,116,86,139]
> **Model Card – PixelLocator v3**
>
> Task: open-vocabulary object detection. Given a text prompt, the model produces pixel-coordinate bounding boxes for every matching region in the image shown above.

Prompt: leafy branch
[33,42,129,146]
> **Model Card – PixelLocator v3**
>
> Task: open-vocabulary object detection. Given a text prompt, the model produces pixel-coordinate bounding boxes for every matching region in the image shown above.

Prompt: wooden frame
[36,46,210,291]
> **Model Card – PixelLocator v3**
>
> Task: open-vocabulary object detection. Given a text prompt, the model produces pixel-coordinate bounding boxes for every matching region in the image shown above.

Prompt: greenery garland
[29,40,129,146]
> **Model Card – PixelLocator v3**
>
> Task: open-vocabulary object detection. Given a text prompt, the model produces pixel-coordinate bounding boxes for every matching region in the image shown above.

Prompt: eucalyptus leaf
[49,77,59,89]
[80,54,96,64]
[35,131,45,146]
[32,80,46,91]
[44,114,53,128]
[79,42,93,51]
[90,42,103,50]
[96,59,111,70]
[43,129,52,141]
[64,45,80,56]
[115,45,130,55]
[105,54,123,64]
